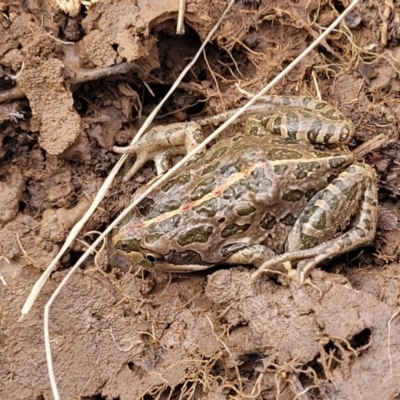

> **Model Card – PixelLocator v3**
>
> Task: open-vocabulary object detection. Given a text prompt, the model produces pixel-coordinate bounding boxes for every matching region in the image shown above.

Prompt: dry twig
[353,133,390,159]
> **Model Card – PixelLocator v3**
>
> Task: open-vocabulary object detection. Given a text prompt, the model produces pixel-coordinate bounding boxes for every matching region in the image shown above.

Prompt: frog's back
[120,133,354,262]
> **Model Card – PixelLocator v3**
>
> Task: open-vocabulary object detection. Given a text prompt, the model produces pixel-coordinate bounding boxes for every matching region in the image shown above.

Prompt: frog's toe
[257,258,323,296]
[122,151,153,182]
[153,151,172,175]
[261,259,308,282]
[251,249,324,283]
[295,256,321,282]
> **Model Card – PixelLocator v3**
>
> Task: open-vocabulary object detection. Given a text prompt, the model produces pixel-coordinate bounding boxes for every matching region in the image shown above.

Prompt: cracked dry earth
[1,0,400,399]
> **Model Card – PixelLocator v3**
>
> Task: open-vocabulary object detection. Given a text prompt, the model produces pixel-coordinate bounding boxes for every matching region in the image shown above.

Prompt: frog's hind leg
[284,162,377,282]
[235,85,349,122]
[245,110,354,145]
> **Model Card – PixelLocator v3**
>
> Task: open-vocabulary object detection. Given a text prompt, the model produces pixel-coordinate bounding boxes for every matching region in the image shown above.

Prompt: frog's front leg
[224,245,277,268]
[255,163,377,283]
[113,122,204,181]
[224,245,296,279]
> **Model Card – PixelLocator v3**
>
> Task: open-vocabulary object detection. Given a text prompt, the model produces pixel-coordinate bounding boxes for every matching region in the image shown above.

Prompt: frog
[112,95,378,282]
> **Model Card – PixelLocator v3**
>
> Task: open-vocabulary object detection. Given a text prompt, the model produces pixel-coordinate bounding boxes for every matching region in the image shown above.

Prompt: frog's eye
[146,254,156,263]
[145,252,164,264]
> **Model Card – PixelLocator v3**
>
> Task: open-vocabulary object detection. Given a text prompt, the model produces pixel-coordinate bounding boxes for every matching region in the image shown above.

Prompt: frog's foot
[227,249,322,293]
[250,251,303,282]
[113,122,204,181]
[279,261,323,296]
[250,247,329,286]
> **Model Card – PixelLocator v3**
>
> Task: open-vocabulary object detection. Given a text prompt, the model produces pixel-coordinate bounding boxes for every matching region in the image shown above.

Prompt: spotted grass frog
[112,96,377,282]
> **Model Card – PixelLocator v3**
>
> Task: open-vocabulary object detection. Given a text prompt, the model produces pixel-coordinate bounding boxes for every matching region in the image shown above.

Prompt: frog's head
[112,231,164,269]
[111,208,167,269]
[112,229,213,272]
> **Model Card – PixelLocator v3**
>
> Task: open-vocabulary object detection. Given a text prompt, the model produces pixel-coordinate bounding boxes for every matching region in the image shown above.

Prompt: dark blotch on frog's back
[221,222,251,238]
[193,198,218,217]
[260,213,277,230]
[204,146,229,164]
[280,213,297,226]
[267,148,303,161]
[162,173,191,192]
[147,214,181,234]
[281,188,305,202]
[328,156,348,169]
[274,164,288,175]
[177,225,214,246]
[165,249,210,266]
[246,167,272,193]
[144,200,182,220]
[190,177,216,201]
[293,161,321,179]
[235,203,256,216]
[223,178,247,200]
[202,161,221,175]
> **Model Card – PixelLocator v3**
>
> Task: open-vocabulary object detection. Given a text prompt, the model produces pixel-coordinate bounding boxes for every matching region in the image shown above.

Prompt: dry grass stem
[387,307,400,376]
[176,0,186,34]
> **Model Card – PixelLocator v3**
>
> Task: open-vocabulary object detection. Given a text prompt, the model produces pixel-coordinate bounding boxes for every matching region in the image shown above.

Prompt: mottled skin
[112,96,378,282]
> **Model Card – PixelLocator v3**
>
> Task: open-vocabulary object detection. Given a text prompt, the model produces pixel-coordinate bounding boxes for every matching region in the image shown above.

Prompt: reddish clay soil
[1,1,400,399]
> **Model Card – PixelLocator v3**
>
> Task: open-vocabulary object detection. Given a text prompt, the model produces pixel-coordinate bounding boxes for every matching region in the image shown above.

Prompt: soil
[1,0,400,399]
